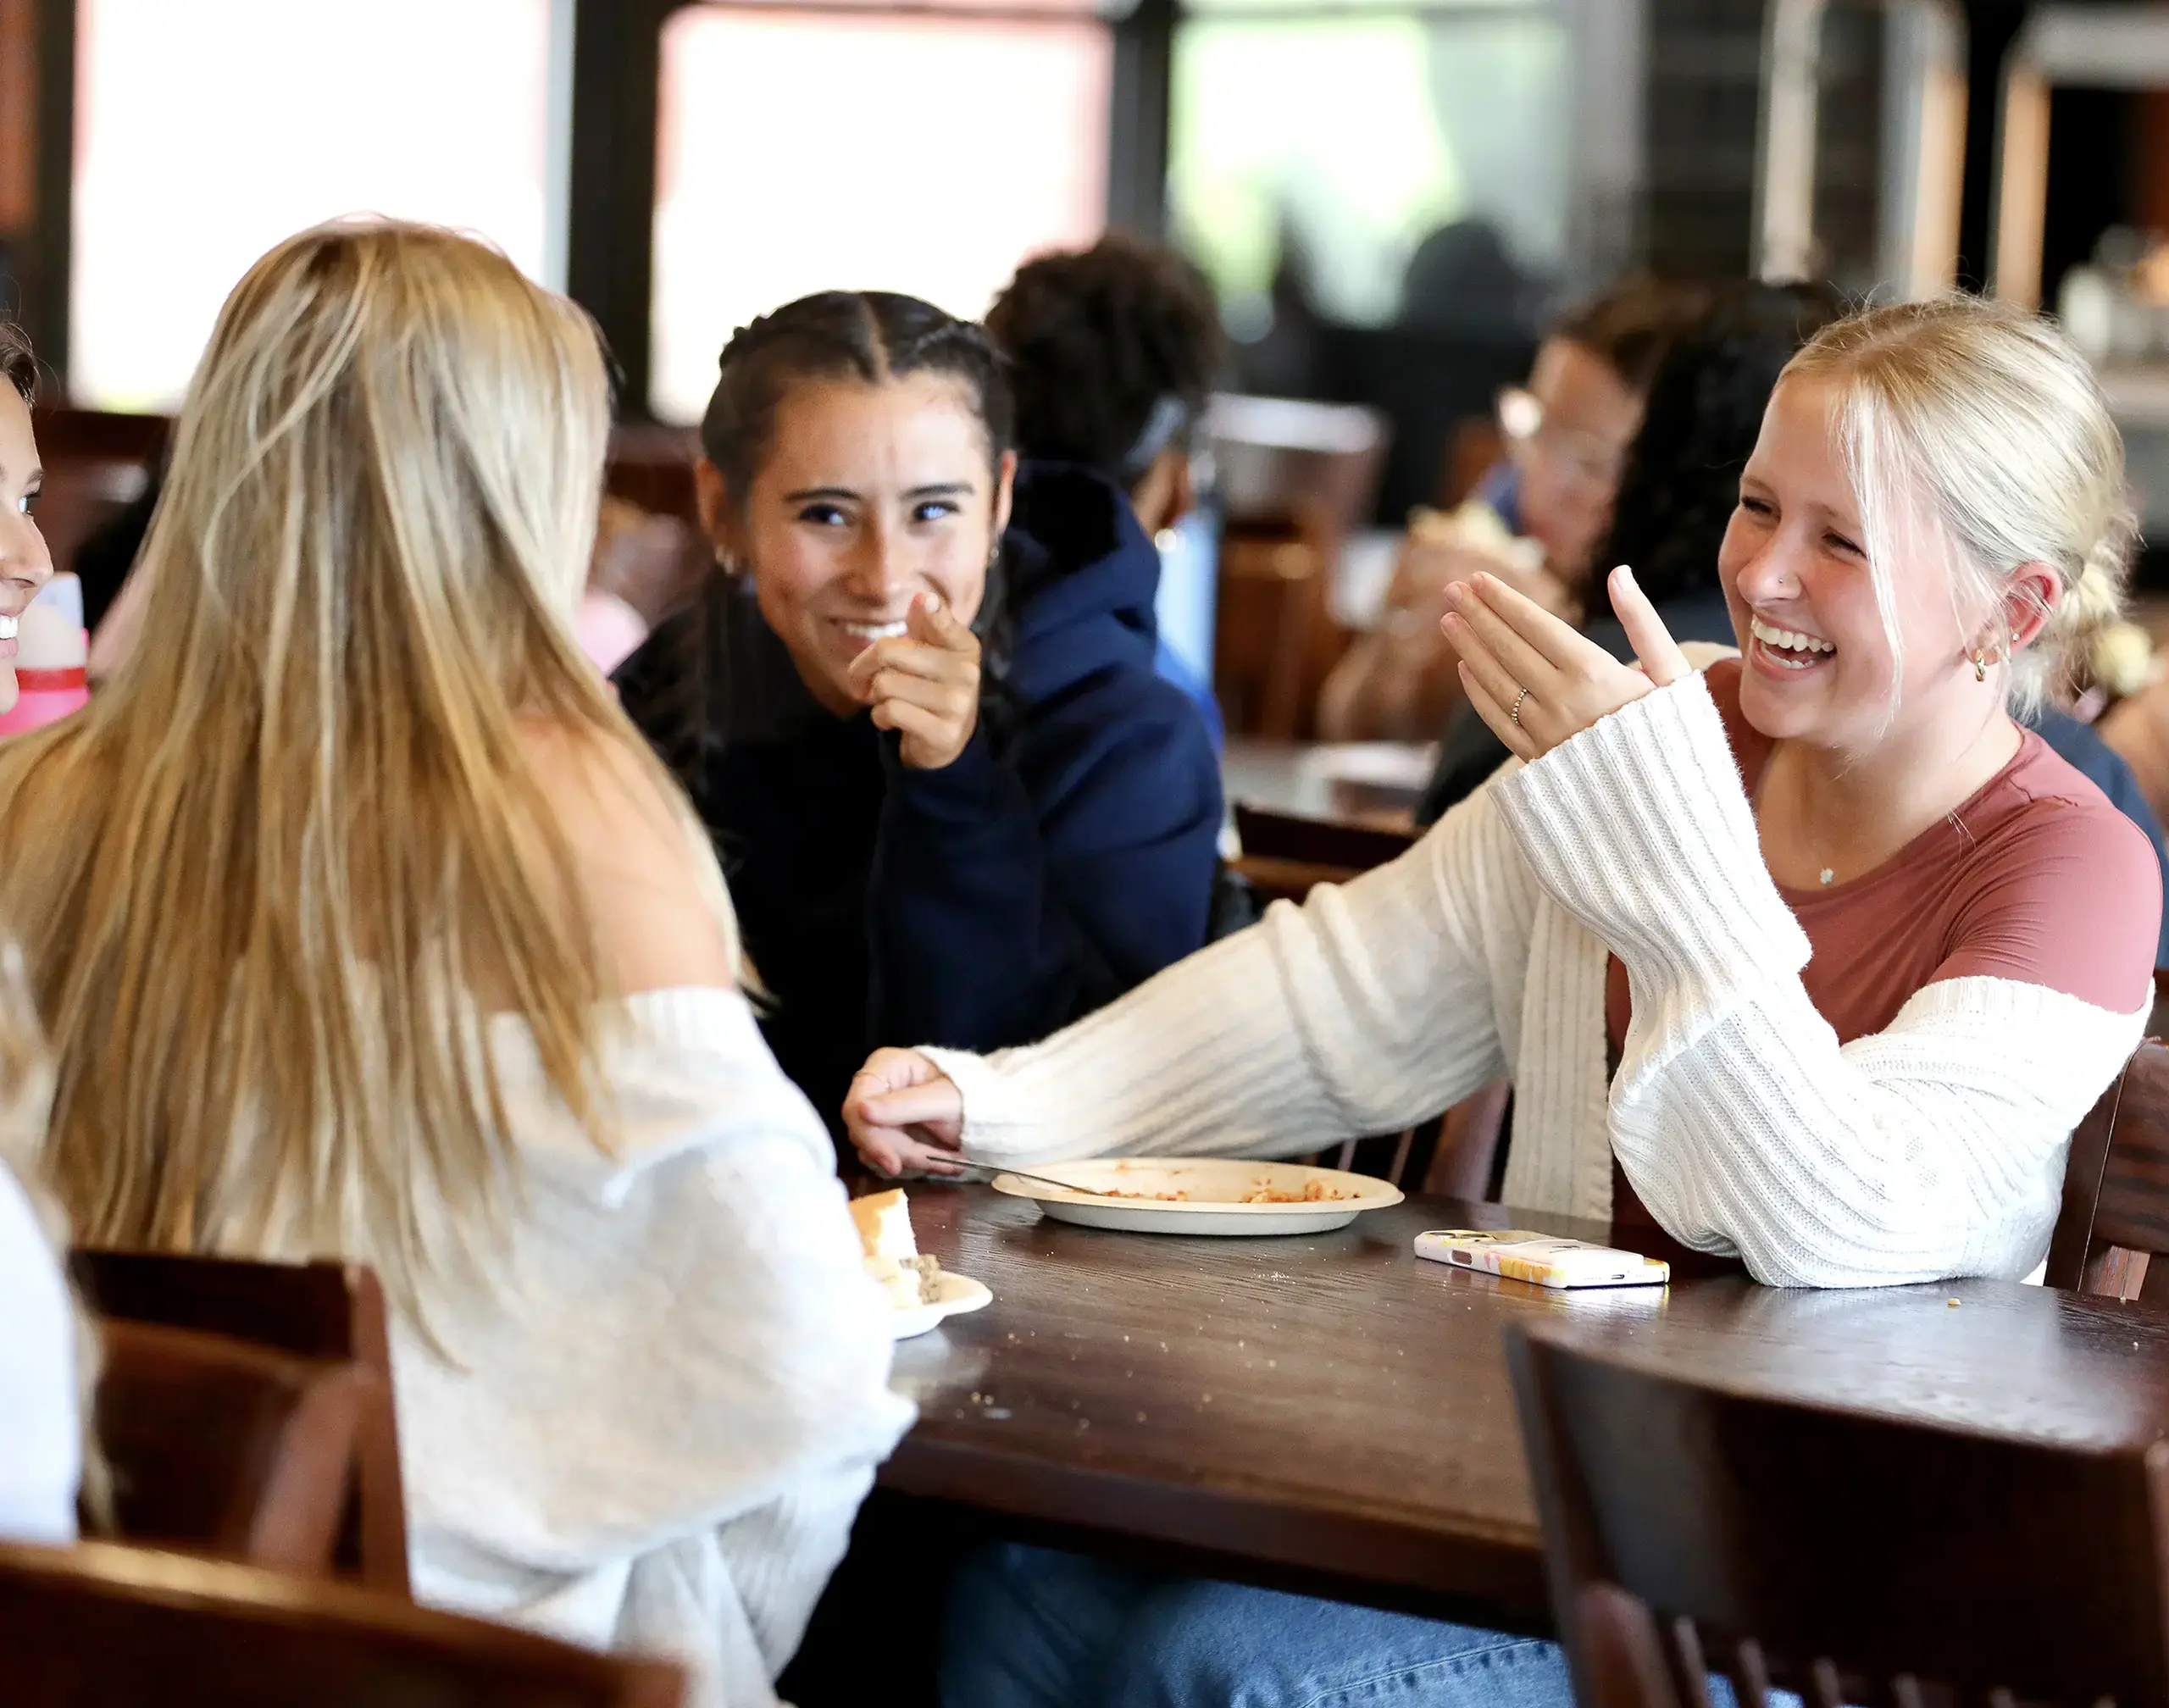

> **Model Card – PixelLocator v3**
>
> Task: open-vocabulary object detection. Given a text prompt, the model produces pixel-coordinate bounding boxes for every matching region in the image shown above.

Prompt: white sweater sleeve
[922,778,1532,1166]
[397,991,914,1705]
[0,1161,79,1546]
[1489,675,2147,1288]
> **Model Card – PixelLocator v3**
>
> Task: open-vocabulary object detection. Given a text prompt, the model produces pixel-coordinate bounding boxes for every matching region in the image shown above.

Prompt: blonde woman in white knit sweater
[0,223,912,1708]
[847,298,2161,1708]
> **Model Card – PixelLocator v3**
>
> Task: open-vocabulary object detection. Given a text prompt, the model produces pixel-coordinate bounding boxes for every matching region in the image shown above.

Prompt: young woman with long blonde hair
[0,224,910,1707]
[849,297,2162,1708]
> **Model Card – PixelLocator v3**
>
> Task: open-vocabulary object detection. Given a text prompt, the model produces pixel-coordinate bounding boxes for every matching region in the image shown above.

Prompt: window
[651,2,1111,424]
[1168,0,1570,329]
[71,0,558,411]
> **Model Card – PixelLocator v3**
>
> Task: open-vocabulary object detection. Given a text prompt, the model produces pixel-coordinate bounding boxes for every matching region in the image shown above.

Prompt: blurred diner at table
[1315,278,1709,744]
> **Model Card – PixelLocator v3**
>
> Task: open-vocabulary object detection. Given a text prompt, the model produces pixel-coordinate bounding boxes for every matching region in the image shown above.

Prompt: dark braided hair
[1597,280,1845,607]
[633,291,1023,782]
[985,233,1222,485]
[0,320,34,403]
[701,291,1013,501]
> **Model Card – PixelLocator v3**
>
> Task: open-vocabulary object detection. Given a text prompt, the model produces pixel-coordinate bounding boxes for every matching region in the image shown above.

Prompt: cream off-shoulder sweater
[359,989,913,1708]
[920,670,2151,1287]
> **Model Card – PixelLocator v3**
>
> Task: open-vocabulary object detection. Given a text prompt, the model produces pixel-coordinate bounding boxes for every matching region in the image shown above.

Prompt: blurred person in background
[0,224,909,1708]
[985,230,1227,747]
[1417,280,1843,819]
[614,291,1223,1156]
[1317,276,1709,741]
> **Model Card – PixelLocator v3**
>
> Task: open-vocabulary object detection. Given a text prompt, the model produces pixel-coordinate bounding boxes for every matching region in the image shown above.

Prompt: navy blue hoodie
[614,463,1223,1145]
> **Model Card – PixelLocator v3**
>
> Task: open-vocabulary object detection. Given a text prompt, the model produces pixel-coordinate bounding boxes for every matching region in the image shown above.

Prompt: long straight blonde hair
[0,220,734,1307]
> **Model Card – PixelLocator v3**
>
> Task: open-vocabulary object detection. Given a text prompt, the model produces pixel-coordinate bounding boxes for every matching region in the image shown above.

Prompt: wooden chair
[2046,1038,2169,1300]
[0,1539,683,1706]
[1506,1323,2169,1708]
[72,1250,409,1592]
[1208,395,1388,740]
[96,1321,362,1578]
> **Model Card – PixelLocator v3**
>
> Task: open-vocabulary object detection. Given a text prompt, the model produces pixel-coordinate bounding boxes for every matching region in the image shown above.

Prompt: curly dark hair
[0,320,34,403]
[985,232,1223,484]
[1597,280,1846,607]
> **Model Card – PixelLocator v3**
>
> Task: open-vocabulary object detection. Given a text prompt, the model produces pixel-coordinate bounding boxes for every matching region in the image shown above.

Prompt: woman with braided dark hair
[614,291,1223,1154]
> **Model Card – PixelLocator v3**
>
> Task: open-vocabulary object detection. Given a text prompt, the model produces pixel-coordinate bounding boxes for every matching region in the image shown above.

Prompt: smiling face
[1512,336,1646,585]
[1718,375,1991,757]
[0,386,53,713]
[703,372,1014,716]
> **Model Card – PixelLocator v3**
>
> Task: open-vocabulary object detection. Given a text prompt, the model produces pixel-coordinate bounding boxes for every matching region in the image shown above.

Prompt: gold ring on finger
[1511,686,1531,727]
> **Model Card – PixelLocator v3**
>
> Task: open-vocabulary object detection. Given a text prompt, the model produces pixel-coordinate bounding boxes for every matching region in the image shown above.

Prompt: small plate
[891,1270,993,1340]
[990,1157,1401,1236]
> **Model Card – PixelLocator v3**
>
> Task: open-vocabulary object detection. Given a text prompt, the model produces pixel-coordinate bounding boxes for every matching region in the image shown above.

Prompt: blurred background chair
[1207,395,1387,740]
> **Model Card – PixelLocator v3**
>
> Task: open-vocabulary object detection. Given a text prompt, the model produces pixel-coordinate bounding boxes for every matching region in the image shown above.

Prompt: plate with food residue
[989,1157,1401,1236]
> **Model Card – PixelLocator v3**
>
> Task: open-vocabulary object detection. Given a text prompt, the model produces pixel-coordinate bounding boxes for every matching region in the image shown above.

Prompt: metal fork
[918,1160,1117,1198]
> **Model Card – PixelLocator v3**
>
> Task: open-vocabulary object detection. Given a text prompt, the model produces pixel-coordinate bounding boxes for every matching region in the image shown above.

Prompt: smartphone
[1413,1228,1670,1289]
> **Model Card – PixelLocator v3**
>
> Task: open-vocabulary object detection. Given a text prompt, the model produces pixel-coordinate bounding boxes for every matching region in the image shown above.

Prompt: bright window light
[71,0,555,412]
[652,3,1110,424]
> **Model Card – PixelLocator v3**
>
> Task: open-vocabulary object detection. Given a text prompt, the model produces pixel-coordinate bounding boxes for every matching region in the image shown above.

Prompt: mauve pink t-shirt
[1602,658,2161,1267]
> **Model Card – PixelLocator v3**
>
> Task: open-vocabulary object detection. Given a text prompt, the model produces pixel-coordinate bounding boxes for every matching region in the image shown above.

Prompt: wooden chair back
[96,1321,362,1578]
[2047,1038,2169,1301]
[73,1250,410,1592]
[1207,395,1387,740]
[0,1539,684,1706]
[1506,1323,2169,1708]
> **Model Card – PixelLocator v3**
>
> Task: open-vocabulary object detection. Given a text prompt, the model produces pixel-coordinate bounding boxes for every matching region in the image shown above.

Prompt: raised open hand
[1441,565,1689,762]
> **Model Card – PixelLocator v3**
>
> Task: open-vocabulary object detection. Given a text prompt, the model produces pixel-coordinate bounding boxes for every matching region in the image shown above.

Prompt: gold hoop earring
[1972,650,1988,683]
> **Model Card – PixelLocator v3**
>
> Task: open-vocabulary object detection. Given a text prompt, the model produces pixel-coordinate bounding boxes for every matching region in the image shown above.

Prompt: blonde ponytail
[2038,524,2138,702]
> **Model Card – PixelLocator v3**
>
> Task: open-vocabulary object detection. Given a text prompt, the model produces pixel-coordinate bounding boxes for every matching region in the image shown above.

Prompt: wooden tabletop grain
[881,1185,2169,1628]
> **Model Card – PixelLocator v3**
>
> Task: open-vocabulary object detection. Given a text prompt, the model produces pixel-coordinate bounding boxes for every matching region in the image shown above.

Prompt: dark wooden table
[882,1185,2169,1630]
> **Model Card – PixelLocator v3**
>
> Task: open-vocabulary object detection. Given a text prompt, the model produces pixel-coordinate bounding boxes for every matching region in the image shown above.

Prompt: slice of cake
[850,1188,942,1308]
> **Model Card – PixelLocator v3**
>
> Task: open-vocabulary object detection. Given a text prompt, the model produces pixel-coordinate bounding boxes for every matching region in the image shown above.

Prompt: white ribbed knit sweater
[923,672,2150,1287]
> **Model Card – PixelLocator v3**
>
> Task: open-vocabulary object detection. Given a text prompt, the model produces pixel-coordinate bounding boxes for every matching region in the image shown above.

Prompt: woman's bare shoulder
[515,717,735,996]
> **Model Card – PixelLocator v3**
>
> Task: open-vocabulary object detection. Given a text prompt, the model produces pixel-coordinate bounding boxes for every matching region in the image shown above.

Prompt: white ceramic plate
[890,1270,993,1340]
[990,1157,1402,1236]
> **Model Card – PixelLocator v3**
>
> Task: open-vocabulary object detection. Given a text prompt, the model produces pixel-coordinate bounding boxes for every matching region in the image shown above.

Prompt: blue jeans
[940,1544,1577,1708]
